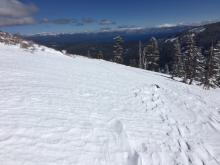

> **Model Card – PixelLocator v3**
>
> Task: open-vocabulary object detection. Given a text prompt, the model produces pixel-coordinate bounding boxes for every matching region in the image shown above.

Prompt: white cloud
[0,0,37,26]
[99,19,116,26]
[0,17,35,26]
[157,23,177,28]
[157,22,185,28]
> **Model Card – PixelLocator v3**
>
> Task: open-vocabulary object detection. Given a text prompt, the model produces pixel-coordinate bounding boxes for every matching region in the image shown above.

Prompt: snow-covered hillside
[0,43,220,165]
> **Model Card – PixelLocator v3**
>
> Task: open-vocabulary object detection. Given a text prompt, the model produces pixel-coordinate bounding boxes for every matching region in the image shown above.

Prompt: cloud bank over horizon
[1,0,220,34]
[0,0,37,26]
[0,0,117,28]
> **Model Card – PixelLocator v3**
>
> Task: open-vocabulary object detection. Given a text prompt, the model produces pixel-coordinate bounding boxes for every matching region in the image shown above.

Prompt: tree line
[110,34,220,89]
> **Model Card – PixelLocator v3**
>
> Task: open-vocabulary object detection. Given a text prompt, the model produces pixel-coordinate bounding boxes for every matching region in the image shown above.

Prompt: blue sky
[1,0,220,34]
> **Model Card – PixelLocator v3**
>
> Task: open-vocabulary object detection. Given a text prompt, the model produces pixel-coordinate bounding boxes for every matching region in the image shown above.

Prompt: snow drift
[0,43,220,165]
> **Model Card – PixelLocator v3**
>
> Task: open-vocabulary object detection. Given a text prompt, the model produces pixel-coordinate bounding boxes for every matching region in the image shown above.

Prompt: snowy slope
[0,43,220,165]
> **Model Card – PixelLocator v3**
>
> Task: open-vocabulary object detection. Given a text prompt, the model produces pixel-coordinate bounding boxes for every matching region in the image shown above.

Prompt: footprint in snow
[109,119,124,135]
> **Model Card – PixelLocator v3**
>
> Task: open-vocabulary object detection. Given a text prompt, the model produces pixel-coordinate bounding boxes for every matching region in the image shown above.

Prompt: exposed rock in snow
[0,32,35,50]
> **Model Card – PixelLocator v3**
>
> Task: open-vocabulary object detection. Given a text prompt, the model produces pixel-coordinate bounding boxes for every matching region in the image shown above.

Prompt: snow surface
[0,43,220,165]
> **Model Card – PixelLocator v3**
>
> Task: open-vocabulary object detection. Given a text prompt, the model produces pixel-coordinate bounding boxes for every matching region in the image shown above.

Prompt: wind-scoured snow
[0,43,220,165]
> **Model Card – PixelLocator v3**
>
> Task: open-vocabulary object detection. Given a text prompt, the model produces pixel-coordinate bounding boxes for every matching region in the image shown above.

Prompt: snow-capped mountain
[25,25,193,44]
[27,25,190,37]
[0,40,220,165]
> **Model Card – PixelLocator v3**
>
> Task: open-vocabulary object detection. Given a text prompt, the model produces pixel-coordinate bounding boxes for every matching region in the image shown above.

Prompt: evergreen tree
[138,41,143,69]
[143,37,160,71]
[113,36,124,64]
[202,41,220,89]
[215,42,220,86]
[181,34,201,84]
[194,47,205,84]
[171,39,185,79]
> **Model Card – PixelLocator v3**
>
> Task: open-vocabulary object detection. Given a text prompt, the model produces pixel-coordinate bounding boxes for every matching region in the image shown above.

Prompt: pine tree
[194,47,205,84]
[202,41,220,89]
[138,41,143,69]
[171,39,185,79]
[181,34,201,84]
[143,37,160,71]
[113,36,124,64]
[215,42,220,87]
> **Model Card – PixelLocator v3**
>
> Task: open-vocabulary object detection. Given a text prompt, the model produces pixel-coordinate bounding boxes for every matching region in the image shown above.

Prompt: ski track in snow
[0,43,220,165]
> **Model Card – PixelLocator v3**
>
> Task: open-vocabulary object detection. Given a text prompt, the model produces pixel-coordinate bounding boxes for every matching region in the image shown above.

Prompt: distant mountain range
[24,21,220,69]
[25,21,220,46]
[163,21,220,48]
[25,25,194,45]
